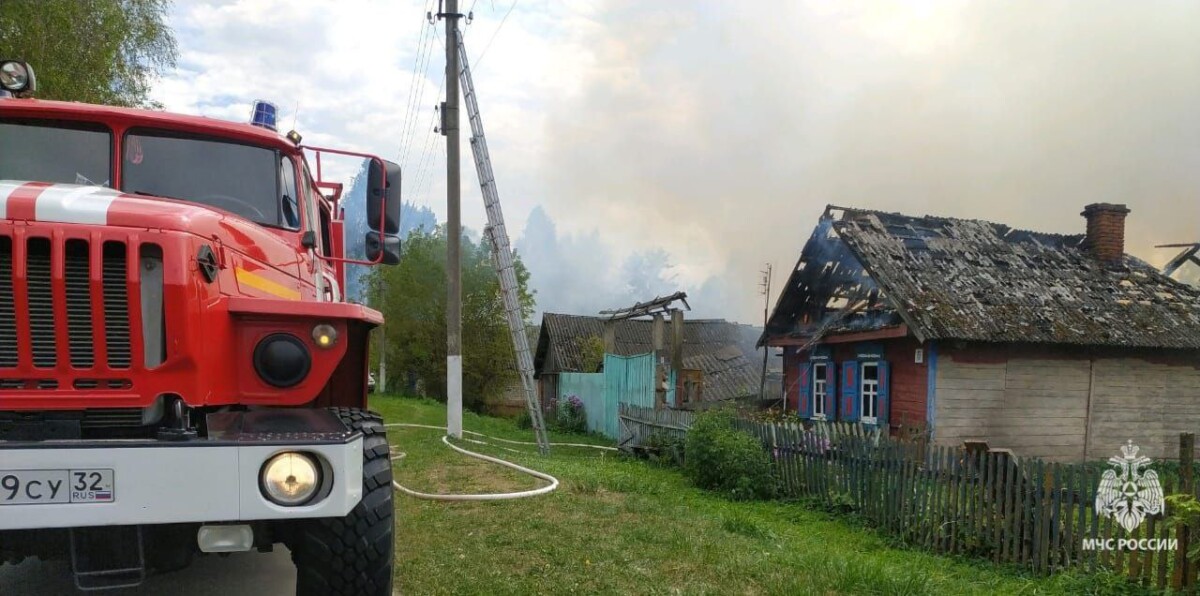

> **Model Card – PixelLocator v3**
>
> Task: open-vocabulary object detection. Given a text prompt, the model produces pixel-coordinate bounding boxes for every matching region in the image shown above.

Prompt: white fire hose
[384,423,616,502]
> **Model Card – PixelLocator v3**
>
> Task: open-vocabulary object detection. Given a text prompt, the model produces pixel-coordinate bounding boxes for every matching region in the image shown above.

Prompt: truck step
[69,526,146,591]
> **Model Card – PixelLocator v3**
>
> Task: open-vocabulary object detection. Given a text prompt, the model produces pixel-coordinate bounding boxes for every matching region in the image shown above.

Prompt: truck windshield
[0,119,111,186]
[121,130,283,227]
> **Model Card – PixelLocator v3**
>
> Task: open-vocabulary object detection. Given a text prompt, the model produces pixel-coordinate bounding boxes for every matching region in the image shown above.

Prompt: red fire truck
[0,61,399,594]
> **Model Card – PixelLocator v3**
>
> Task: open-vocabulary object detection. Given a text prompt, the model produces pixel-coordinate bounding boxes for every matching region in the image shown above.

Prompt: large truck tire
[293,408,395,596]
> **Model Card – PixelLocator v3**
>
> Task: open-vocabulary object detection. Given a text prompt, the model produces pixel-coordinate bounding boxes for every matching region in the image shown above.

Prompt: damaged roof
[535,313,761,401]
[766,206,1200,349]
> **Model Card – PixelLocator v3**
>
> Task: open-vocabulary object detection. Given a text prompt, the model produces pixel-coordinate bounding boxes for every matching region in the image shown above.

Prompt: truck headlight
[260,452,321,506]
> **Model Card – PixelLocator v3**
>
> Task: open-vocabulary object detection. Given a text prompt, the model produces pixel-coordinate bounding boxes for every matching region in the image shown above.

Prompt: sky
[152,0,1200,323]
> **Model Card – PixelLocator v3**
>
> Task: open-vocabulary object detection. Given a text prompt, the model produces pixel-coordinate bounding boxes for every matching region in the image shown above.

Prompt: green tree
[575,335,605,372]
[0,0,177,107]
[369,226,535,411]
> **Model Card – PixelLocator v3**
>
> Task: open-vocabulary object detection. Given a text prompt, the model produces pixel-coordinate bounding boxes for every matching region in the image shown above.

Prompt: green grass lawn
[373,395,1139,595]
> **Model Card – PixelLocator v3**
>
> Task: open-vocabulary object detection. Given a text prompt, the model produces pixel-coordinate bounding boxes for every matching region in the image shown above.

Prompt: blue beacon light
[250,100,278,131]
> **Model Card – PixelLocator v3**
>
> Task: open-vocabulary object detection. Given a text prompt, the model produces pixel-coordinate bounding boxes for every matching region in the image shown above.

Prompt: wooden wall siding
[934,354,1090,461]
[783,346,801,412]
[538,375,559,416]
[882,338,928,429]
[1087,358,1200,461]
[935,346,1200,462]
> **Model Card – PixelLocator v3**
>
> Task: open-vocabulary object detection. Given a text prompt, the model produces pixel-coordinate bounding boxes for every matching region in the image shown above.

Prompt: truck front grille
[101,242,132,369]
[81,408,144,429]
[64,240,95,368]
[0,238,16,368]
[0,234,143,382]
[26,238,56,368]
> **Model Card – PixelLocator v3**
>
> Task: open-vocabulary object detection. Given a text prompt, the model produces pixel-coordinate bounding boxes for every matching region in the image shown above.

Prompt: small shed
[533,313,760,411]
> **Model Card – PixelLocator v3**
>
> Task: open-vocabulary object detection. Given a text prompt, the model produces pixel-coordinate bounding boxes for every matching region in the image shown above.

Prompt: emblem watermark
[1081,441,1173,552]
[1096,440,1164,532]
[1081,538,1178,551]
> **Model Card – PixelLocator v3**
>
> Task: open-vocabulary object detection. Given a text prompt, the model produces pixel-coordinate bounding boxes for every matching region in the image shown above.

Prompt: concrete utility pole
[440,0,463,439]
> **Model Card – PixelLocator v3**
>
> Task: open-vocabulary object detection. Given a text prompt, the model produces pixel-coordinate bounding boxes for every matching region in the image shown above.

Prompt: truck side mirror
[367,159,402,234]
[365,232,401,265]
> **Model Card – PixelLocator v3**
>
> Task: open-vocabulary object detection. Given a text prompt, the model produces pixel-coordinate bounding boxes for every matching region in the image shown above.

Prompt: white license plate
[0,469,115,505]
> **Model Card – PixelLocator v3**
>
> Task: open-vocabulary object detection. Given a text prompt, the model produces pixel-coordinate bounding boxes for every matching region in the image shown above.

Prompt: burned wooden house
[761,204,1200,461]
[534,313,760,410]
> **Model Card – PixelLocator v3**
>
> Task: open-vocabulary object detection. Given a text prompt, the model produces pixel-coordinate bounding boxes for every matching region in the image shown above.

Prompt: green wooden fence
[558,372,607,435]
[556,354,658,439]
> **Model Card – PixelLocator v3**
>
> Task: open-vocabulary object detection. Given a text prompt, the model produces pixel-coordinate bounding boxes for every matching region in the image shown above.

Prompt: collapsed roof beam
[599,291,691,321]
[1159,243,1200,278]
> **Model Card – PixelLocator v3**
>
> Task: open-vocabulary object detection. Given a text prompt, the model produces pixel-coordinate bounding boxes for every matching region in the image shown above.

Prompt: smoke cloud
[517,206,686,317]
[154,2,1200,323]
[525,0,1200,322]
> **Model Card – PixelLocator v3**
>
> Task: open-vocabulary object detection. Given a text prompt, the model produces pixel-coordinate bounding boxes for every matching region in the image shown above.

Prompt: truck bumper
[0,411,365,531]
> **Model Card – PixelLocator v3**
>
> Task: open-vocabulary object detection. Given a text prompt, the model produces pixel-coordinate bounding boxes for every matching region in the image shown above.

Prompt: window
[299,164,320,240]
[861,362,879,423]
[280,156,300,229]
[318,202,333,257]
[0,119,111,186]
[121,130,281,227]
[812,362,827,419]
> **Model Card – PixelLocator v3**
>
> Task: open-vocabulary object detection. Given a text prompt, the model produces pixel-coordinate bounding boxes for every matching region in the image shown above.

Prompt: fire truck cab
[0,61,399,594]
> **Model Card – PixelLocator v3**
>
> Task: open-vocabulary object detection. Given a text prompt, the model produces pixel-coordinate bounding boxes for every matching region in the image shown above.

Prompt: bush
[645,432,686,467]
[556,395,588,434]
[515,409,533,430]
[684,409,776,500]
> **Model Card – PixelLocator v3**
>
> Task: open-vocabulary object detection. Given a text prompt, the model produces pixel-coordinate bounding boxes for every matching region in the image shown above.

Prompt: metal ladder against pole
[456,28,550,455]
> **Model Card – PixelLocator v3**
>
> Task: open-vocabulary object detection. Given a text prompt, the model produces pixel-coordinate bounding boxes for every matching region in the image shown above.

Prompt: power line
[406,20,448,201]
[410,74,446,207]
[473,0,518,69]
[415,71,445,185]
[400,23,439,168]
[395,13,432,164]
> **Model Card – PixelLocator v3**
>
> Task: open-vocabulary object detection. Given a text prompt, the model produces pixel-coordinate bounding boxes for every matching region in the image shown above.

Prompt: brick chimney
[1081,203,1130,262]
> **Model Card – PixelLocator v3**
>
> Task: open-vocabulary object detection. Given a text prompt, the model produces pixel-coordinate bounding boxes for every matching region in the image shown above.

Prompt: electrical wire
[396,11,433,164]
[384,422,615,501]
[472,0,518,69]
[400,19,440,168]
[409,75,445,203]
[399,15,440,167]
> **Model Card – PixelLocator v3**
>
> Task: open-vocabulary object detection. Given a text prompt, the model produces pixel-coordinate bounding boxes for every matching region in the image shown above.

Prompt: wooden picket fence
[618,404,694,451]
[733,417,1200,591]
[616,405,1200,590]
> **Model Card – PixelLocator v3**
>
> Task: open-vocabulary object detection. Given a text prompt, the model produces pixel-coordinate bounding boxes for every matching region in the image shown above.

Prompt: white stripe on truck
[34,184,119,225]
